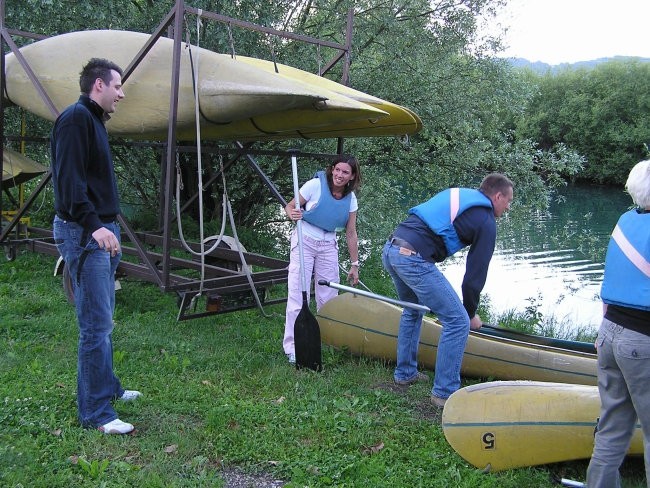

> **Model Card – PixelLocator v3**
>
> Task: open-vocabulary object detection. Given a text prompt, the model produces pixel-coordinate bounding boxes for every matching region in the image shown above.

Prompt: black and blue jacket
[393,188,496,318]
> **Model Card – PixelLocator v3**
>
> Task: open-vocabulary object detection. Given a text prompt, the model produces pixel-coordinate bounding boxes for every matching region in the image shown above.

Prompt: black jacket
[51,95,120,233]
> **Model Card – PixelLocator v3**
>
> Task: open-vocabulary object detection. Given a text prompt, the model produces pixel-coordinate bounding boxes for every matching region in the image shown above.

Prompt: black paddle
[290,150,322,371]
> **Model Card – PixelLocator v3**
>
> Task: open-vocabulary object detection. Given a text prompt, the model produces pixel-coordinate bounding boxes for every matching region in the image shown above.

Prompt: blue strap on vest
[302,171,351,232]
[601,209,650,311]
[408,188,492,256]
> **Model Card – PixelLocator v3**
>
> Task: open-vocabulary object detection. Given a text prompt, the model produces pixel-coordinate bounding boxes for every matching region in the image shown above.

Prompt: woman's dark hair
[79,58,123,95]
[325,155,362,197]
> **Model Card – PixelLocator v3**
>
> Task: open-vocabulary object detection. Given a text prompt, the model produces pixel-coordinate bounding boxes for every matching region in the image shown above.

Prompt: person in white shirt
[282,157,362,364]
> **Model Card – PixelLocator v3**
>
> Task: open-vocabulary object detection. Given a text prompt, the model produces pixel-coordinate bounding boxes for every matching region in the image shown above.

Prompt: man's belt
[56,213,117,224]
[389,235,418,255]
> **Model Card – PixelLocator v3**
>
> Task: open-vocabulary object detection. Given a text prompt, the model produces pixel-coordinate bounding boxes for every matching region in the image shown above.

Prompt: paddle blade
[294,304,322,371]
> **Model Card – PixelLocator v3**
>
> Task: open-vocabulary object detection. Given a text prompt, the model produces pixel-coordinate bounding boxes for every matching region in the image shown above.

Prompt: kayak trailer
[0,1,370,320]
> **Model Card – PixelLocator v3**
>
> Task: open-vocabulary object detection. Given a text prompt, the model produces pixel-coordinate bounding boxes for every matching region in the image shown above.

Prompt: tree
[516,60,650,185]
[2,0,582,255]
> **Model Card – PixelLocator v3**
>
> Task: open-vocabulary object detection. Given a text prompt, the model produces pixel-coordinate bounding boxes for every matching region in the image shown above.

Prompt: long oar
[319,280,597,354]
[291,150,322,371]
[317,280,430,312]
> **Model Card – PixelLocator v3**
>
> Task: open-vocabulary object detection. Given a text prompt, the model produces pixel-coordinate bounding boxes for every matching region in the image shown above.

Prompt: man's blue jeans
[53,216,124,428]
[382,241,470,399]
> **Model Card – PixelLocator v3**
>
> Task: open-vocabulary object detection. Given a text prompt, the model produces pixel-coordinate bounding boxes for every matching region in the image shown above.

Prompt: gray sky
[492,0,650,64]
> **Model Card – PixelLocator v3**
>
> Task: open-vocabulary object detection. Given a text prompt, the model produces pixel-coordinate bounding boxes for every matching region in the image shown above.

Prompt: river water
[439,184,633,333]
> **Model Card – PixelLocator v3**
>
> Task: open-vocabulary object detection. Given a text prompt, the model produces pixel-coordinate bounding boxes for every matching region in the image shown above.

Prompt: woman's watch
[350,261,360,267]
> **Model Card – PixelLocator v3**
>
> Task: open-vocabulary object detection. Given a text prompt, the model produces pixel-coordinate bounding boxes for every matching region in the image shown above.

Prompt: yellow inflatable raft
[317,292,598,385]
[441,381,643,472]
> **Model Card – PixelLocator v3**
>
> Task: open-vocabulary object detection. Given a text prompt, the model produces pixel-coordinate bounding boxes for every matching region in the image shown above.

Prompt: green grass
[1,251,645,487]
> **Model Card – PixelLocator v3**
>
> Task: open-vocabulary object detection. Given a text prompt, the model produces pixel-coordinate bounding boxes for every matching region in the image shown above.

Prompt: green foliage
[2,0,591,254]
[110,144,162,224]
[495,298,598,345]
[517,60,650,185]
[77,457,110,480]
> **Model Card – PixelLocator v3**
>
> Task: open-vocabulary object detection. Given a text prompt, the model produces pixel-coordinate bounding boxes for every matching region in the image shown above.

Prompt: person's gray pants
[587,318,650,487]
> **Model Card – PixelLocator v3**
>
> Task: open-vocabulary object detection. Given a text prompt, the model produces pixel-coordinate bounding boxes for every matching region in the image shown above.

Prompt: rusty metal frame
[0,0,354,318]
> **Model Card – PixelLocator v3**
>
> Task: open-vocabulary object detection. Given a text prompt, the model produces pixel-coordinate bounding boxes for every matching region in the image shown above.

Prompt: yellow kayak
[442,381,643,471]
[4,30,420,141]
[317,292,597,385]
[237,56,423,138]
[2,147,48,187]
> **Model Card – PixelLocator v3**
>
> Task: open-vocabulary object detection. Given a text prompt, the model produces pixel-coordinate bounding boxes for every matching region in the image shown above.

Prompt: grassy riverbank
[1,251,644,487]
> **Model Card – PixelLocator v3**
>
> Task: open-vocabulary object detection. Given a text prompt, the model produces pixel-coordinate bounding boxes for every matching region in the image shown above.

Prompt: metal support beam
[160,0,185,291]
[0,0,356,318]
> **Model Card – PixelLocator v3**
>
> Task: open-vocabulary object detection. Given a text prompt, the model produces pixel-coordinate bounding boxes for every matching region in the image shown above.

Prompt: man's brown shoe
[394,371,429,386]
[430,395,447,408]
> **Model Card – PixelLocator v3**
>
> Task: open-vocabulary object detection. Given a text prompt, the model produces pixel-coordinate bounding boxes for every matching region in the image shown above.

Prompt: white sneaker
[119,390,142,402]
[98,418,134,435]
[287,353,296,364]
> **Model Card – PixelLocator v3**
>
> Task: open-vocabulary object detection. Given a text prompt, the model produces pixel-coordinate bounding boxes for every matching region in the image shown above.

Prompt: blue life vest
[601,209,650,311]
[302,171,352,232]
[409,188,493,256]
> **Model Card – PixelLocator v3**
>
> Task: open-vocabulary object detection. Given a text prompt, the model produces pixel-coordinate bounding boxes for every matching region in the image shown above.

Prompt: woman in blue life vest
[282,157,362,364]
[587,159,650,488]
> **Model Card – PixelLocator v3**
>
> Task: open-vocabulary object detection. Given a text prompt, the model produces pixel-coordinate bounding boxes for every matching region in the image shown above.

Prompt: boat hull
[2,147,48,187]
[237,56,423,138]
[441,380,643,471]
[316,293,598,385]
[3,30,421,141]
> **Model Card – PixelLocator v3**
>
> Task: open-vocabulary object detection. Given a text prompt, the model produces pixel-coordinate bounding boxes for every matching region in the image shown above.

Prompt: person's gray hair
[626,159,650,209]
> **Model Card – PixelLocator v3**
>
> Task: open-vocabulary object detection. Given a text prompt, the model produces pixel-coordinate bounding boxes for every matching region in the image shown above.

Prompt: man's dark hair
[479,173,513,197]
[79,58,123,95]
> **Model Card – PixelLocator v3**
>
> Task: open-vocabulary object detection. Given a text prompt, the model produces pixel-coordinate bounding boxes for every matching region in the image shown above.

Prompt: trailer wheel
[5,245,16,262]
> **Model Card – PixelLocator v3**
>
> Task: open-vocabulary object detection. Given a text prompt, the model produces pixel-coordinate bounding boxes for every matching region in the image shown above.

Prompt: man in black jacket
[52,58,140,435]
